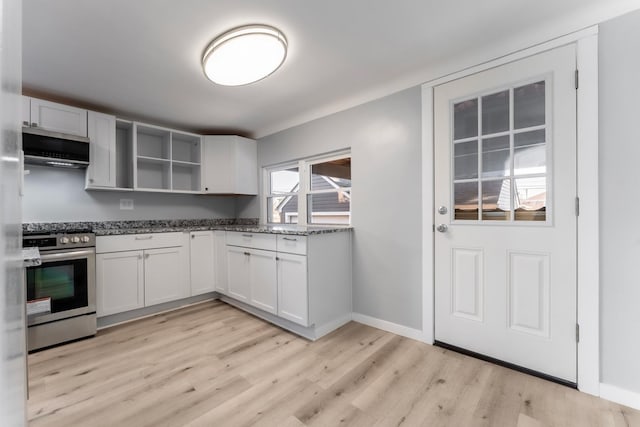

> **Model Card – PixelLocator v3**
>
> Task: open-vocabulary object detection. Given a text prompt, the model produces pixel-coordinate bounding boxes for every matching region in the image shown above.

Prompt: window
[265,152,351,226]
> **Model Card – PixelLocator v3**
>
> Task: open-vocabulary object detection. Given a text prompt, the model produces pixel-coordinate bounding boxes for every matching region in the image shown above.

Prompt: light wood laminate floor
[28,300,639,426]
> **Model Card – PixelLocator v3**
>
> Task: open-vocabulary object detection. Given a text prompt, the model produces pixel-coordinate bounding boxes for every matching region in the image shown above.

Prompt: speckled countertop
[23,219,351,236]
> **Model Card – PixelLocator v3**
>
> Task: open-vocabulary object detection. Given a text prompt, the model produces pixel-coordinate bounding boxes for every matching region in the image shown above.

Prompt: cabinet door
[22,96,31,127]
[213,231,228,294]
[30,98,88,137]
[201,136,257,195]
[227,246,250,302]
[96,250,144,316]
[277,253,309,326]
[234,137,258,195]
[190,231,215,296]
[144,246,188,306]
[249,248,277,314]
[86,111,116,188]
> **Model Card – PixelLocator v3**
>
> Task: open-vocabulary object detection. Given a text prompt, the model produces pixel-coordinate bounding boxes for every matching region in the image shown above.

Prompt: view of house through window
[266,153,351,226]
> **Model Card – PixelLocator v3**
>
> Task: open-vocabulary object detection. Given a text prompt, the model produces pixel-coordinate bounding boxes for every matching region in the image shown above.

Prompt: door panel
[144,247,186,306]
[227,247,250,302]
[189,231,215,296]
[434,44,577,382]
[97,250,144,316]
[248,249,277,314]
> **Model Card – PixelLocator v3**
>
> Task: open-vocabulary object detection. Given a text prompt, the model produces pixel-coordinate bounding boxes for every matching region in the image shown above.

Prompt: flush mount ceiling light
[202,24,288,86]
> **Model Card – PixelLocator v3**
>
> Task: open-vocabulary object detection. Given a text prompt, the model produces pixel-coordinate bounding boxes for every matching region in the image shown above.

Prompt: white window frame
[263,150,351,226]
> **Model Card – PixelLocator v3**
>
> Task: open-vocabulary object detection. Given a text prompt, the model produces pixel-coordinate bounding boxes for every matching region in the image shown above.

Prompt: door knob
[438,206,448,215]
[436,224,448,233]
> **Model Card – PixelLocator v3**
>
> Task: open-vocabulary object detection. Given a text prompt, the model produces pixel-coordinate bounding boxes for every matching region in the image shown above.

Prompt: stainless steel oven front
[24,231,97,351]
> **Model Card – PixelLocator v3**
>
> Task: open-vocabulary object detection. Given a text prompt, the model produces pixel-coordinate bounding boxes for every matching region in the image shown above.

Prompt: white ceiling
[22,0,638,138]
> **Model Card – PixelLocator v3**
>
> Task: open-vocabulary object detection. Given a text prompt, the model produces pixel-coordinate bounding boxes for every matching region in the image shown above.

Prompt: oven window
[27,258,88,313]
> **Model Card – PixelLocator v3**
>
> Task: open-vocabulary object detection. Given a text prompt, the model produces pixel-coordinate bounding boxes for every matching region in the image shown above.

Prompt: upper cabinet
[22,96,87,137]
[202,135,257,195]
[86,111,116,188]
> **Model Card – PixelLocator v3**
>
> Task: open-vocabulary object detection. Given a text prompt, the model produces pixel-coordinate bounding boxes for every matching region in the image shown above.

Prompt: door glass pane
[514,130,546,175]
[307,191,351,225]
[454,182,479,220]
[270,167,299,194]
[514,81,545,129]
[514,177,546,221]
[311,158,351,191]
[482,136,510,178]
[482,179,511,221]
[454,99,478,140]
[267,195,298,224]
[482,90,509,135]
[454,141,478,180]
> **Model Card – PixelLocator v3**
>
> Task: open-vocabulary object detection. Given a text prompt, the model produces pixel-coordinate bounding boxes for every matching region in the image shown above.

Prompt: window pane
[514,177,546,221]
[482,90,509,135]
[270,167,299,194]
[311,158,351,191]
[454,99,478,140]
[307,191,351,225]
[514,130,546,175]
[267,195,299,224]
[481,136,510,178]
[482,179,511,221]
[514,81,545,129]
[454,141,478,180]
[454,182,478,220]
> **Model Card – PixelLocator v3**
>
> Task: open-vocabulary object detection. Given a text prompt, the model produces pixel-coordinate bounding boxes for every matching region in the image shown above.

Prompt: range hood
[22,127,90,168]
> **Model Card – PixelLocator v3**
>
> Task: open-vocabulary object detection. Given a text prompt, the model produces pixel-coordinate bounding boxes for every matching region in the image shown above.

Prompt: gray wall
[599,9,640,394]
[23,165,236,222]
[249,87,423,330]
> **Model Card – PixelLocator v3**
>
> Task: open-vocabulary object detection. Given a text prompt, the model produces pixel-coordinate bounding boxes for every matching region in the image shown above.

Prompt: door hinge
[575,197,580,216]
[576,323,580,343]
[575,69,579,90]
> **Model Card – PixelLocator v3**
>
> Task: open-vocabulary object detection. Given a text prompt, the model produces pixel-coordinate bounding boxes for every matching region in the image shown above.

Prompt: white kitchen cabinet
[145,246,189,306]
[21,96,30,127]
[224,230,351,340]
[202,135,257,195]
[96,250,144,316]
[86,111,116,188]
[190,231,215,296]
[23,96,88,137]
[277,252,308,326]
[227,246,250,302]
[96,232,189,316]
[248,249,278,315]
[213,230,228,294]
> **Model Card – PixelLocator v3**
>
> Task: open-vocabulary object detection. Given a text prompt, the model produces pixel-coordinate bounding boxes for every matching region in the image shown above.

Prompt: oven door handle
[39,249,95,262]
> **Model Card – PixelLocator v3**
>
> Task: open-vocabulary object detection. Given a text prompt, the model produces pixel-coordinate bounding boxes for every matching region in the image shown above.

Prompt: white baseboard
[600,383,640,410]
[315,314,353,339]
[352,313,426,342]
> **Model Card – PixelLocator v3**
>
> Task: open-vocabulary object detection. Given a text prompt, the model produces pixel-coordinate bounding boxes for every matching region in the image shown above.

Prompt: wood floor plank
[27,300,640,427]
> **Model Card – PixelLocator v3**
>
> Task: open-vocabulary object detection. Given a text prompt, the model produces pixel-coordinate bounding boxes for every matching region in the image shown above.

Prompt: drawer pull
[242,234,253,238]
[243,252,250,256]
[135,236,153,240]
[282,237,298,241]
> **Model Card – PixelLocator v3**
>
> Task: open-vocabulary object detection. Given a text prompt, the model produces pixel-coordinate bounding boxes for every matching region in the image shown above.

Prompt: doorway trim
[421,26,599,396]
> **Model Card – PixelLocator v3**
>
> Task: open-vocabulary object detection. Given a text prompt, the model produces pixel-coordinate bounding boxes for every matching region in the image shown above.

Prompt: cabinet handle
[243,252,250,256]
[205,187,208,191]
[275,257,280,261]
[282,237,297,241]
[145,253,150,259]
[135,236,153,240]
[31,122,38,127]
[191,234,195,239]
[89,178,94,183]
[242,234,253,238]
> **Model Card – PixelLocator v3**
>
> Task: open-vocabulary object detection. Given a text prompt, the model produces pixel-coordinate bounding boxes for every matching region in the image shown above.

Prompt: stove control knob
[71,236,80,243]
[60,237,69,244]
[80,236,90,243]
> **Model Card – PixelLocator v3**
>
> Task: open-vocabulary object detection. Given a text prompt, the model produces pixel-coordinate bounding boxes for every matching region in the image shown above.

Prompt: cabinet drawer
[96,232,183,253]
[226,231,276,251]
[277,235,307,255]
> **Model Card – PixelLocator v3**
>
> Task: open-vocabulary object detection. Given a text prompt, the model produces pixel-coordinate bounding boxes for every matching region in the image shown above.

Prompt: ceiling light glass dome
[202,25,288,86]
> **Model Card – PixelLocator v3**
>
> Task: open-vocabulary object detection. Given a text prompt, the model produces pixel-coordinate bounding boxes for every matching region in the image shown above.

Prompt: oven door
[25,248,96,326]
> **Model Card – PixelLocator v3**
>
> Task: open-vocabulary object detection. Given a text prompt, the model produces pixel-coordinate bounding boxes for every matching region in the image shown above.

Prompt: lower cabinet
[213,230,228,294]
[189,231,215,296]
[96,232,189,317]
[227,246,277,315]
[96,250,144,316]
[227,246,250,303]
[277,252,308,326]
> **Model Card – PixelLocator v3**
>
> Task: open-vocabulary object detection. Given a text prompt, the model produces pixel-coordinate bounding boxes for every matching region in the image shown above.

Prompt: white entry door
[434,44,577,383]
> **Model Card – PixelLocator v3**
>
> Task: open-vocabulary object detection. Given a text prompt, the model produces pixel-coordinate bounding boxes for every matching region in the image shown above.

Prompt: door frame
[421,26,600,396]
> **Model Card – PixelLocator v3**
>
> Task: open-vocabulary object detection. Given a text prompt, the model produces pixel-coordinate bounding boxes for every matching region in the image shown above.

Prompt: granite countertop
[23,219,351,237]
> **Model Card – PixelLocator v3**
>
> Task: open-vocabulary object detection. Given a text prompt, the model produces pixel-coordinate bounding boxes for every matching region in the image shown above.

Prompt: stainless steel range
[23,229,96,351]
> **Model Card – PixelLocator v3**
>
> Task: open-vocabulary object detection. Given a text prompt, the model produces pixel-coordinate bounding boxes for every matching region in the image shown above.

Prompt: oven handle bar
[39,249,95,262]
